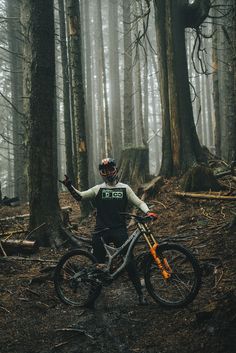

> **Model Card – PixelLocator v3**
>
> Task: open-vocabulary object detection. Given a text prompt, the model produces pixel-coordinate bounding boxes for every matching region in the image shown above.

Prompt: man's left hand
[146,212,158,220]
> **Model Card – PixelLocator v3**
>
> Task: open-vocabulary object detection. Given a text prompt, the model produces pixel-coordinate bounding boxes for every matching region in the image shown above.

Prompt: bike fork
[139,224,171,279]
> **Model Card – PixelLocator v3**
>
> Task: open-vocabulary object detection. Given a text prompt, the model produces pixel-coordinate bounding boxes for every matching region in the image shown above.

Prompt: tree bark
[123,0,134,148]
[66,0,91,217]
[7,0,27,201]
[26,0,64,246]
[154,0,210,177]
[58,0,75,184]
[118,147,149,189]
[108,0,122,160]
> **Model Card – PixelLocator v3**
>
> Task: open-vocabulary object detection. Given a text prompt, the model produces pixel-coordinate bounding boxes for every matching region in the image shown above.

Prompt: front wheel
[54,249,101,306]
[144,243,201,308]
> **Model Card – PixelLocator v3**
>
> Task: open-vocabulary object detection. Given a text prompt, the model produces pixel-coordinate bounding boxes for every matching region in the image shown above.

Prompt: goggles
[99,165,117,177]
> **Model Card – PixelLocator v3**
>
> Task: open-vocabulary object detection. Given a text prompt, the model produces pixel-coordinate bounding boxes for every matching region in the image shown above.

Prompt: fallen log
[0,206,72,224]
[174,191,236,201]
[1,239,38,255]
[138,176,164,200]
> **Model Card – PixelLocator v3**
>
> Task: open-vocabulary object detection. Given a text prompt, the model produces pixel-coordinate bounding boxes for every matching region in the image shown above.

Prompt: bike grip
[146,212,158,220]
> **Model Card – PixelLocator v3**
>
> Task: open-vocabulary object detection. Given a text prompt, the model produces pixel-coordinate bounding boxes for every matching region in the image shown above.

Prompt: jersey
[70,182,149,230]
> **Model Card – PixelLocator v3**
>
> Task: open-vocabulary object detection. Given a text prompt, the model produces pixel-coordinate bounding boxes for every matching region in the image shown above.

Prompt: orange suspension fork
[139,223,171,279]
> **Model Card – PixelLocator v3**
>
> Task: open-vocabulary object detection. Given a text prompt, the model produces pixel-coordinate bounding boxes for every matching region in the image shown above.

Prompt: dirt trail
[0,179,235,353]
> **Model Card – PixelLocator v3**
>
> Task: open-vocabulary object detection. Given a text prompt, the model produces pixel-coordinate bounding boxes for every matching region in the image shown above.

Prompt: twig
[0,256,57,263]
[55,328,94,339]
[24,222,47,240]
[213,269,224,289]
[0,305,10,313]
[53,341,70,349]
[0,241,7,256]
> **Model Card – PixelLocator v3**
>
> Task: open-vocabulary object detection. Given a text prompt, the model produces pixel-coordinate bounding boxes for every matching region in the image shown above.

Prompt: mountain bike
[54,213,201,308]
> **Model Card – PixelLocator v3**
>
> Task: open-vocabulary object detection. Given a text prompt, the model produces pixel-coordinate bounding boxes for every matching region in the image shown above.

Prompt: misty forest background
[0,0,235,246]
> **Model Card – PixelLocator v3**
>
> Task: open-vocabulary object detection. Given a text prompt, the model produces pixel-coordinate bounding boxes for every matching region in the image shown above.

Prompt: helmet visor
[100,165,117,177]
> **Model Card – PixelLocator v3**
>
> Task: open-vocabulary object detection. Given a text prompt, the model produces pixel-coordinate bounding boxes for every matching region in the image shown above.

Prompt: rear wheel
[144,243,201,308]
[54,249,101,306]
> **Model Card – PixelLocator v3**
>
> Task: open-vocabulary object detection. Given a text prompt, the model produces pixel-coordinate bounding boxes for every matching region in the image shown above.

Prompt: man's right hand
[59,175,72,188]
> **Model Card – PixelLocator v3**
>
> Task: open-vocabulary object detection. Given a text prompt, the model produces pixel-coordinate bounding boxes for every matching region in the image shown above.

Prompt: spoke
[147,247,198,305]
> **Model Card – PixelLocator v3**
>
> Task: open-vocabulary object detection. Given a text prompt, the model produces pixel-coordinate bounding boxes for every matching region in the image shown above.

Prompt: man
[61,158,158,306]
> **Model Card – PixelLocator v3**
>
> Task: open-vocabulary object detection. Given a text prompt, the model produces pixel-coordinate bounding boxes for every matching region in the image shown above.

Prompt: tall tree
[154,0,210,176]
[212,9,221,157]
[217,1,236,162]
[66,0,90,217]
[83,0,96,185]
[108,0,122,160]
[6,0,27,201]
[97,0,112,157]
[24,0,63,246]
[123,0,134,148]
[58,0,75,184]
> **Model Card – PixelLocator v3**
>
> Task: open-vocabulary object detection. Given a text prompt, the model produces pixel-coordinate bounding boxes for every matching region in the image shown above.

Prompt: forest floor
[0,177,236,353]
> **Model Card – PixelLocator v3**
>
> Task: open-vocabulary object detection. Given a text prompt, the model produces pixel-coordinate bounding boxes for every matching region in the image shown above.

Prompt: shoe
[138,294,148,306]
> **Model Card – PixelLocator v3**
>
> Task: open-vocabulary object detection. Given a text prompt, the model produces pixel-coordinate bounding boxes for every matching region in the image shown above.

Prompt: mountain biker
[61,157,158,306]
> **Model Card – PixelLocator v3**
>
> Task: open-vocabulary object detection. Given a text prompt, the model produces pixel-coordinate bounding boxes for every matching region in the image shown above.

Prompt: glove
[146,212,158,220]
[59,174,72,188]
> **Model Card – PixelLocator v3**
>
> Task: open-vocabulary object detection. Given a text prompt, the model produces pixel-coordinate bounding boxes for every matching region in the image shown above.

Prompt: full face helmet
[99,158,118,183]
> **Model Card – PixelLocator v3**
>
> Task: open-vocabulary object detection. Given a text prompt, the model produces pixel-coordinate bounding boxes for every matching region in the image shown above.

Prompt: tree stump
[181,164,224,192]
[137,176,164,200]
[118,147,149,189]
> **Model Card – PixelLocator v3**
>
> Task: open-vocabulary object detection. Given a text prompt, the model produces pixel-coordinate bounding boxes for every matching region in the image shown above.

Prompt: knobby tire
[54,249,101,306]
[144,243,201,308]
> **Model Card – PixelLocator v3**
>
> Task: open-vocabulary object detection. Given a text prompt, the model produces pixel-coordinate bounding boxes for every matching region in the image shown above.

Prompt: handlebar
[120,212,157,223]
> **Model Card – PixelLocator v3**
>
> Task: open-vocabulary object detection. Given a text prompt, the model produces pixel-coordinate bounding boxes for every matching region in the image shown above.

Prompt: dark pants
[92,227,142,295]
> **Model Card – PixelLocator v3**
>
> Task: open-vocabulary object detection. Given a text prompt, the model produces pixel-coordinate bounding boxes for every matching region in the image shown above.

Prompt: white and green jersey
[70,182,149,230]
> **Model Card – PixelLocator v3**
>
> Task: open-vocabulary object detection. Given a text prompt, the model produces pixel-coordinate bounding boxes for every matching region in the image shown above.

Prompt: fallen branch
[1,229,26,238]
[25,222,47,240]
[174,191,236,201]
[1,239,38,254]
[0,241,7,256]
[55,327,94,339]
[138,176,164,200]
[0,207,72,224]
[0,305,10,314]
[0,256,57,263]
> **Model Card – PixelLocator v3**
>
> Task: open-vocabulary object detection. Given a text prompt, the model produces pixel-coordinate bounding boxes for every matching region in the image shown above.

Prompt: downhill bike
[54,213,201,308]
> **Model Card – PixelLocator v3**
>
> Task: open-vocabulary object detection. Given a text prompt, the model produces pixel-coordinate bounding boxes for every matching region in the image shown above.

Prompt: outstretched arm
[59,175,97,201]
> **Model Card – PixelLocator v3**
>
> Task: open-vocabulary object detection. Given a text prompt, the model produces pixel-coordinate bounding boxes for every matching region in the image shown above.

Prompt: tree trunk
[108,0,122,160]
[212,8,221,157]
[154,0,210,176]
[7,0,27,201]
[97,0,112,156]
[181,164,223,192]
[58,0,75,184]
[26,0,64,247]
[83,0,96,185]
[219,0,236,162]
[118,147,149,190]
[66,0,91,218]
[123,0,134,148]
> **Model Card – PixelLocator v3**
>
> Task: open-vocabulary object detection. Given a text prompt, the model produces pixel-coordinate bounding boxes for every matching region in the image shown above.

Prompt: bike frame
[101,227,141,279]
[101,220,171,280]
